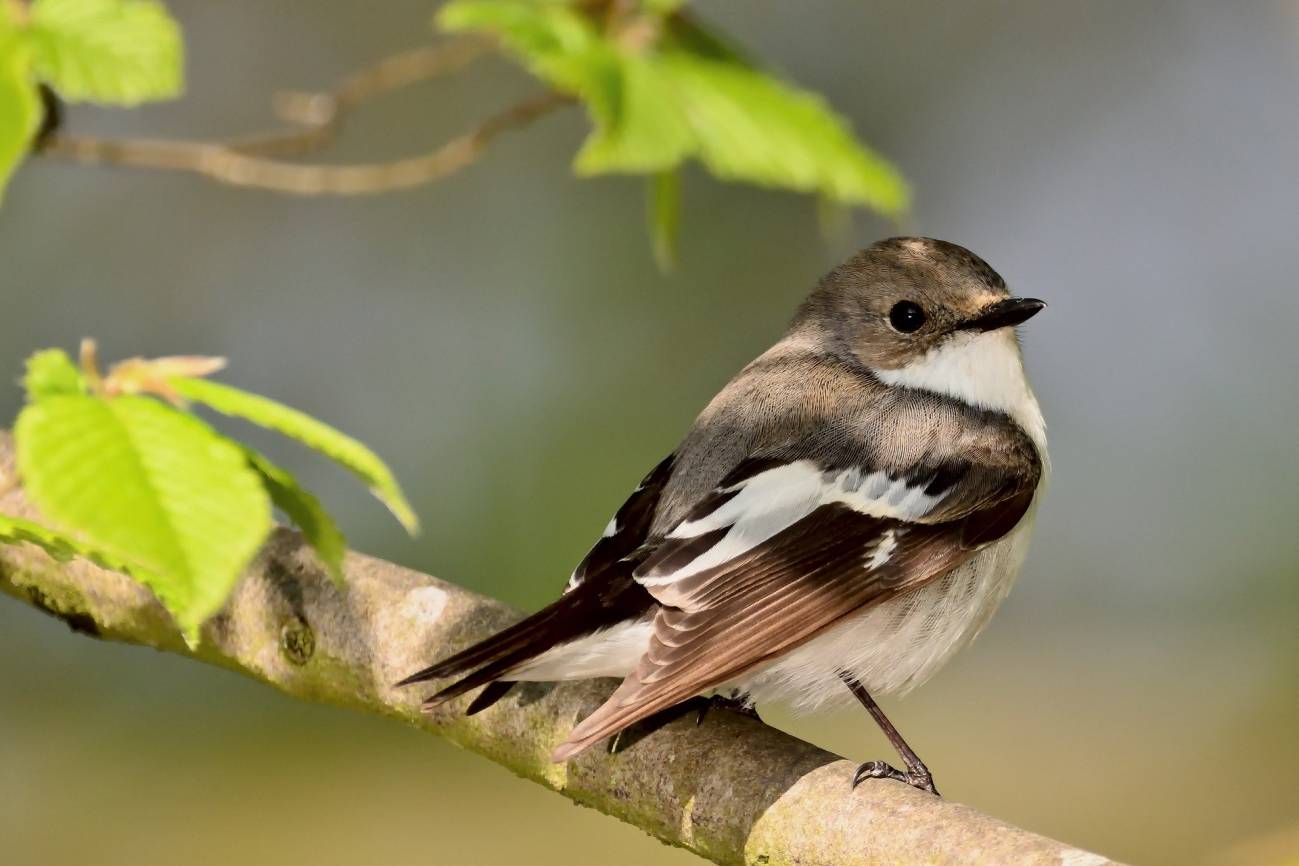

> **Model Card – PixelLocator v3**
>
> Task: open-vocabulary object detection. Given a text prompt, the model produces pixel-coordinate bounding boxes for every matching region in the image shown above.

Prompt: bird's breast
[731,510,1039,710]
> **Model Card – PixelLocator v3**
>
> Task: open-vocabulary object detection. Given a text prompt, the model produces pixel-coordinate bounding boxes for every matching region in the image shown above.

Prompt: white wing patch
[637,460,949,587]
[863,528,899,570]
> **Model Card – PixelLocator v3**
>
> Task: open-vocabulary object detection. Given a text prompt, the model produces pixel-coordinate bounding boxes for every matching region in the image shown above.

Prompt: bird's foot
[696,693,760,725]
[852,760,940,796]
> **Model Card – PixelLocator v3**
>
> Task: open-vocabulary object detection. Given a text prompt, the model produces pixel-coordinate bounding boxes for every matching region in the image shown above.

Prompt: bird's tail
[396,572,650,711]
[395,596,578,707]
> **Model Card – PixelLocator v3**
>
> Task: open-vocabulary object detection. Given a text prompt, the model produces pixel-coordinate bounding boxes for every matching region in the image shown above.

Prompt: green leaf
[441,0,910,218]
[15,394,272,635]
[440,2,695,174]
[572,54,694,174]
[439,0,608,96]
[243,447,346,584]
[658,54,909,215]
[28,0,183,105]
[168,377,419,535]
[0,510,159,578]
[23,348,87,400]
[646,168,680,271]
[0,37,38,202]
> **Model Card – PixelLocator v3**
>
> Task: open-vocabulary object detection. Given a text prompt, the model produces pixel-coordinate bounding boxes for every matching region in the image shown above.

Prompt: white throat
[872,330,1047,449]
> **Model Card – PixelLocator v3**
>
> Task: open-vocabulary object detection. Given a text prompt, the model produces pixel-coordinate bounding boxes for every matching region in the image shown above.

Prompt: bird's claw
[852,760,940,796]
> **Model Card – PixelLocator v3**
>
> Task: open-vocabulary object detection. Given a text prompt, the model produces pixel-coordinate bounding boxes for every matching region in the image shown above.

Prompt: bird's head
[798,236,1045,372]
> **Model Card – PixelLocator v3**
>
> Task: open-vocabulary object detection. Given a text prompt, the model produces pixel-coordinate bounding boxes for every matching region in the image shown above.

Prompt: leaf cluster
[3,346,417,640]
[439,0,910,263]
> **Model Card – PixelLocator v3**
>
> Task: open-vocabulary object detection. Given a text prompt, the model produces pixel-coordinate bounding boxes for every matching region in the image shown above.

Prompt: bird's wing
[551,445,1039,760]
[397,453,675,696]
[564,453,677,592]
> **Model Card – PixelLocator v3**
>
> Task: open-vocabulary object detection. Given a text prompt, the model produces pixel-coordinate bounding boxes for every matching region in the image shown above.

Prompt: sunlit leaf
[440,0,910,218]
[439,0,608,96]
[14,394,272,635]
[28,0,182,104]
[243,447,346,584]
[169,377,419,535]
[0,36,38,201]
[658,53,909,215]
[0,510,158,578]
[573,54,693,174]
[23,348,86,400]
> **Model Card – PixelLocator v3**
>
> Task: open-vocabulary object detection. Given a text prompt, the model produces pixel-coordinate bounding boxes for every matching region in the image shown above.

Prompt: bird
[399,237,1047,795]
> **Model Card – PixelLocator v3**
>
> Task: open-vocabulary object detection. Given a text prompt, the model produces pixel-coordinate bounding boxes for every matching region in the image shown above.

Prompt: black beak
[962,297,1046,332]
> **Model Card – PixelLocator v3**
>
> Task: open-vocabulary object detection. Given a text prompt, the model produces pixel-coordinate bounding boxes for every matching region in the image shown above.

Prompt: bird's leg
[839,672,939,796]
[696,690,761,725]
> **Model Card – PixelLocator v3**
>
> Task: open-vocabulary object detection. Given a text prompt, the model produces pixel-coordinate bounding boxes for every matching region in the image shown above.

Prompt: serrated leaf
[0,37,38,202]
[14,394,272,635]
[243,447,346,584]
[441,0,910,218]
[646,168,679,270]
[658,54,909,215]
[573,54,693,174]
[28,0,182,105]
[23,348,87,400]
[168,377,419,535]
[0,510,159,578]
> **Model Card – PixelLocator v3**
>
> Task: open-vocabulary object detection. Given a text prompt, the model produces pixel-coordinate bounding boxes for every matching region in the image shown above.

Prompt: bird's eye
[888,300,927,333]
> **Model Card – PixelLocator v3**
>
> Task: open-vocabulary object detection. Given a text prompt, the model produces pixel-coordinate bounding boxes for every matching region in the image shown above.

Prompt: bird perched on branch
[400,237,1048,795]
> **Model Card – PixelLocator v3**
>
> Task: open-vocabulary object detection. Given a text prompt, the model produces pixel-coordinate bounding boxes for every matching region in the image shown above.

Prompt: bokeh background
[3,1,1298,864]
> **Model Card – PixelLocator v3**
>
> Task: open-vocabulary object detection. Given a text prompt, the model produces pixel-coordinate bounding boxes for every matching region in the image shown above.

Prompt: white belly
[730,512,1037,710]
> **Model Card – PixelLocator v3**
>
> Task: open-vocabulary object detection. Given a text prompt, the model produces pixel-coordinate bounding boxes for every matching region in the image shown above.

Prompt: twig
[229,38,492,158]
[35,39,573,195]
[0,432,1125,866]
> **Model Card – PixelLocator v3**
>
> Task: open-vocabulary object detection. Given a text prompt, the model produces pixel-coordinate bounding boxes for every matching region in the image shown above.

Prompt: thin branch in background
[228,38,493,158]
[34,38,573,195]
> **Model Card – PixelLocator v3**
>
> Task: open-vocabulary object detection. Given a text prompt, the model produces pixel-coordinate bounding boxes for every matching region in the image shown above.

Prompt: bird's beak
[962,297,1046,332]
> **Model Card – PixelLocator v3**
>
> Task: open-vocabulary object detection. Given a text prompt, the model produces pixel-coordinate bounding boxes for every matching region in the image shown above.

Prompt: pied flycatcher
[400,237,1047,795]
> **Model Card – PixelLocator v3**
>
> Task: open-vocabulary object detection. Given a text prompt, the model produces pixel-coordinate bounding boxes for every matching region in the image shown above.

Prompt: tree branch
[0,433,1123,866]
[35,39,573,195]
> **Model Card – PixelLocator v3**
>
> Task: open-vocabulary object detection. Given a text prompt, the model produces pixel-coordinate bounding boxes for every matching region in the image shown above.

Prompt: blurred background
[2,1,1298,864]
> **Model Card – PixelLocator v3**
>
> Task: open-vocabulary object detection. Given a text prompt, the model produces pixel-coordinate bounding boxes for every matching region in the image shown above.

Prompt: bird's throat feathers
[871,330,1047,450]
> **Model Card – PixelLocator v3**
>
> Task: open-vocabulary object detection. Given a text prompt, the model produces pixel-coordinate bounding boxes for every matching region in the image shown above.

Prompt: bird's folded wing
[397,454,676,694]
[564,453,676,593]
[552,452,1038,759]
